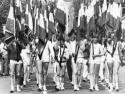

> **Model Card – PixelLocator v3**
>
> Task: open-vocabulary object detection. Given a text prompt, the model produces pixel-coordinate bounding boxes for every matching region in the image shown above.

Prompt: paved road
[0,65,125,94]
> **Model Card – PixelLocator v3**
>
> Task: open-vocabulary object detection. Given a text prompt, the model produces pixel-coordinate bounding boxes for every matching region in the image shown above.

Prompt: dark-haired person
[8,40,24,93]
[21,43,31,86]
[36,37,54,94]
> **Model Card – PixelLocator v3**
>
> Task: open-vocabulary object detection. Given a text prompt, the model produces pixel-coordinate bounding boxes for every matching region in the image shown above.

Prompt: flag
[37,12,46,40]
[4,32,15,45]
[48,12,55,33]
[6,1,15,35]
[15,0,21,16]
[25,0,33,31]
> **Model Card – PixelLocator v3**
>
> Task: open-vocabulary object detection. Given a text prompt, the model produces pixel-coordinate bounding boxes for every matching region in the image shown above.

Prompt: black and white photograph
[0,0,125,94]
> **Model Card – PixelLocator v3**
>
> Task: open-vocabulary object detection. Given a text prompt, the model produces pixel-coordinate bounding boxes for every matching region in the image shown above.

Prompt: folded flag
[6,2,15,35]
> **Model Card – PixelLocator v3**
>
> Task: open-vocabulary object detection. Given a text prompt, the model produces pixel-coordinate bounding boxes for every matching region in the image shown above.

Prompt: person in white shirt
[55,37,70,91]
[105,38,114,91]
[112,39,121,91]
[68,34,77,90]
[0,41,8,76]
[52,34,59,83]
[21,44,31,86]
[99,38,107,82]
[89,38,104,91]
[36,36,54,93]
[75,38,88,91]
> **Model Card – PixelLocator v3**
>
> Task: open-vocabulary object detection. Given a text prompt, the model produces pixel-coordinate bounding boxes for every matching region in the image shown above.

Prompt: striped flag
[6,0,15,35]
[25,0,33,31]
[15,0,22,16]
[37,11,46,40]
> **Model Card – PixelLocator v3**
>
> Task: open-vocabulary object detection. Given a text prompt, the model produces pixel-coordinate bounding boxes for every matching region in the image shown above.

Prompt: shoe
[55,87,60,91]
[95,85,99,91]
[70,81,74,86]
[60,83,64,90]
[89,88,93,92]
[43,90,47,94]
[27,79,30,82]
[23,81,26,86]
[38,88,42,92]
[20,85,23,89]
[17,85,21,92]
[116,88,119,92]
[10,90,14,93]
[89,86,94,92]
[43,85,47,91]
[74,85,80,91]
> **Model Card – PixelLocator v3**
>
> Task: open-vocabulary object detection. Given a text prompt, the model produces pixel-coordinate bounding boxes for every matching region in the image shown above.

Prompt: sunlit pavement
[0,64,125,94]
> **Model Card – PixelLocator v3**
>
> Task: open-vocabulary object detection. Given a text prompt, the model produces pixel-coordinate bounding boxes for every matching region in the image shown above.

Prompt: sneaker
[43,85,47,91]
[94,85,99,91]
[10,90,14,93]
[43,90,47,94]
[70,81,74,86]
[17,86,21,92]
[89,86,94,92]
[60,83,64,90]
[38,88,42,92]
[74,85,80,91]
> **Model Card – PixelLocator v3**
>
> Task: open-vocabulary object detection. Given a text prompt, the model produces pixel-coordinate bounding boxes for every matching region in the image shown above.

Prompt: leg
[71,57,77,89]
[77,63,83,88]
[83,59,89,81]
[16,62,23,92]
[10,60,16,93]
[107,62,114,91]
[66,56,72,81]
[36,60,42,90]
[94,63,100,91]
[113,60,120,91]
[89,63,95,91]
[60,63,66,90]
[42,62,49,91]
[99,58,105,81]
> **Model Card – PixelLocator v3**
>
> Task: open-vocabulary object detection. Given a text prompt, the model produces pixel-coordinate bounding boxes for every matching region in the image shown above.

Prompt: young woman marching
[89,38,104,91]
[55,35,69,91]
[75,37,88,91]
[68,32,77,90]
[8,40,24,93]
[21,43,31,86]
[105,38,114,91]
[36,35,54,94]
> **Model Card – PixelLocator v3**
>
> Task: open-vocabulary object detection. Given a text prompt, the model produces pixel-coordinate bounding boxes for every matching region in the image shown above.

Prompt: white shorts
[77,57,88,65]
[106,54,114,63]
[113,55,120,63]
[10,60,22,65]
[22,58,31,66]
[93,57,101,64]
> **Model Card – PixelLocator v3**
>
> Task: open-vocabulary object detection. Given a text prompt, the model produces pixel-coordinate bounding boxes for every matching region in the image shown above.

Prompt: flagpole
[13,0,16,38]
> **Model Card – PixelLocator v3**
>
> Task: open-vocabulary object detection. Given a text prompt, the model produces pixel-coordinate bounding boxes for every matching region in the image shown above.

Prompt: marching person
[99,38,107,82]
[112,39,121,91]
[89,38,104,91]
[75,37,88,91]
[55,36,69,91]
[52,34,59,83]
[0,40,9,76]
[36,34,54,94]
[8,40,24,93]
[105,37,114,91]
[21,43,31,87]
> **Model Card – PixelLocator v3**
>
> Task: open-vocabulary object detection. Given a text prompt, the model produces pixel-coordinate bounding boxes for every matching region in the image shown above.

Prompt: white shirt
[69,40,76,55]
[77,39,87,58]
[41,41,54,62]
[21,47,31,63]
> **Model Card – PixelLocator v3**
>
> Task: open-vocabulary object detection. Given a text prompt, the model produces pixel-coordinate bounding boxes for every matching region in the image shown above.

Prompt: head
[93,38,98,44]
